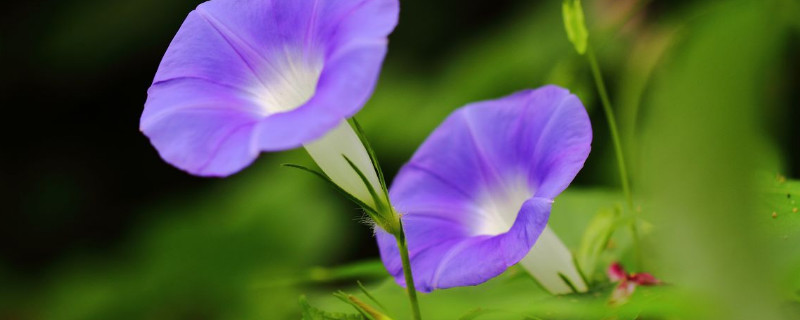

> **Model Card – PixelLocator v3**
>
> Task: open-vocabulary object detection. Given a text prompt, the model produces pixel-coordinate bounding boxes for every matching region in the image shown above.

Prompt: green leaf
[300,295,366,320]
[562,0,589,55]
[761,175,800,235]
[758,175,800,297]
[576,206,621,283]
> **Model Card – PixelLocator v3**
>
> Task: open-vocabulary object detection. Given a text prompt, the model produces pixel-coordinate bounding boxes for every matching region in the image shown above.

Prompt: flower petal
[253,41,389,150]
[142,0,399,176]
[608,262,627,282]
[194,0,398,60]
[141,79,262,176]
[390,86,591,235]
[610,280,636,306]
[377,197,551,292]
[151,5,265,93]
[630,273,661,286]
[454,85,593,201]
[377,86,592,291]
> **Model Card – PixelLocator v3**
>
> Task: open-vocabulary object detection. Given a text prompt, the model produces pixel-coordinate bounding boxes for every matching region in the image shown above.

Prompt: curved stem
[395,224,422,320]
[586,45,642,269]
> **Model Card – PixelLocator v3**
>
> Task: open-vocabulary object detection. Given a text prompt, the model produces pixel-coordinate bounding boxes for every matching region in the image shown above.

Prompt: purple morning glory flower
[376,86,593,293]
[140,0,399,180]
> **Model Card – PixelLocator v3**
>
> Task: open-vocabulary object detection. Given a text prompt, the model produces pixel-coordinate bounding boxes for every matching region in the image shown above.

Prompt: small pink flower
[607,262,662,305]
[608,262,627,282]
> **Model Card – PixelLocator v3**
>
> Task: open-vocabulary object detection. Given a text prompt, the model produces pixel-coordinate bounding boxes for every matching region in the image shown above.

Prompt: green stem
[395,224,422,320]
[586,45,642,269]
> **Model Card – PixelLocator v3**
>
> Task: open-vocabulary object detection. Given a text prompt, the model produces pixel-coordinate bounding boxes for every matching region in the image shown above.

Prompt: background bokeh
[1,0,799,319]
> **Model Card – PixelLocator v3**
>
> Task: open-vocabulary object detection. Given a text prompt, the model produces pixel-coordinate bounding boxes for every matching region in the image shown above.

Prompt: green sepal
[342,155,386,213]
[282,163,381,223]
[557,272,580,294]
[348,117,390,203]
[342,155,400,234]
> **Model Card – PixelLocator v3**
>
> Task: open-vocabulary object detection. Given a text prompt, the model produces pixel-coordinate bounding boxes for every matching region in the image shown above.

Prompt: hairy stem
[395,224,422,320]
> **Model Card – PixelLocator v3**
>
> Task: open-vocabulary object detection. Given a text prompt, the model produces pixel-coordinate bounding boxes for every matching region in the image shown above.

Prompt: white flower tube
[303,120,386,209]
[520,226,588,294]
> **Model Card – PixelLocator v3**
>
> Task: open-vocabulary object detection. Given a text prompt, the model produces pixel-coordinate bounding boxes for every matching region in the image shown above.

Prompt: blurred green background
[1,0,799,319]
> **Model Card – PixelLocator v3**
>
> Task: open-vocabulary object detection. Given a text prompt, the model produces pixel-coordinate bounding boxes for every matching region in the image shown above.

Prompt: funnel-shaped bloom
[376,86,592,293]
[140,0,398,181]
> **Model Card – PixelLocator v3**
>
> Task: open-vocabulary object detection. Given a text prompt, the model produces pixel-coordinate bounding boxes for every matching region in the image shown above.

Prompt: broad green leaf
[640,0,787,318]
[562,0,589,55]
[760,175,800,238]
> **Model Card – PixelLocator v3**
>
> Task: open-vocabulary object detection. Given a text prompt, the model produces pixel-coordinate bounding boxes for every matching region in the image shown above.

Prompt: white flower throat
[253,49,323,115]
[477,176,588,295]
[476,176,532,236]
